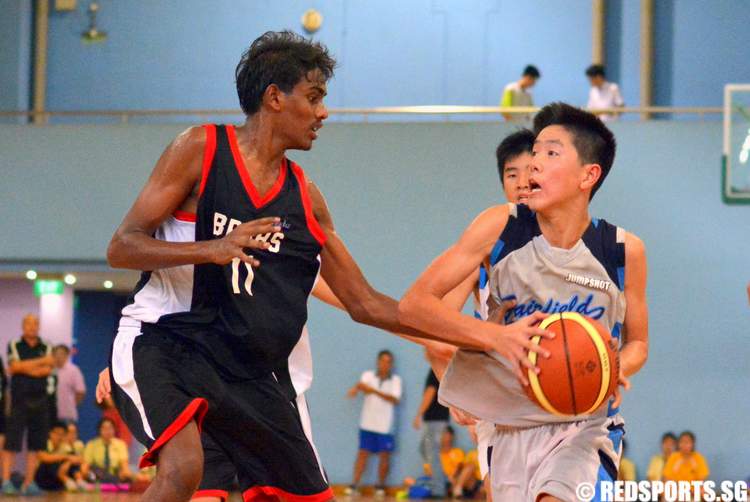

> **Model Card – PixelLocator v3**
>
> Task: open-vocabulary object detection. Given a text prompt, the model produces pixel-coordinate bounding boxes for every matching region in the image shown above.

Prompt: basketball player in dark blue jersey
[105,31,548,502]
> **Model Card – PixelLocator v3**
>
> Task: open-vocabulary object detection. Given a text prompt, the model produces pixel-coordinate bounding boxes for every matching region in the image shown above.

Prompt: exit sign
[34,280,64,296]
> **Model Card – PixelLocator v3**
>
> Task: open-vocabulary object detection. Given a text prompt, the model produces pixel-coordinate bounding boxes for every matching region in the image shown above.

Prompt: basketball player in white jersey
[400,103,649,502]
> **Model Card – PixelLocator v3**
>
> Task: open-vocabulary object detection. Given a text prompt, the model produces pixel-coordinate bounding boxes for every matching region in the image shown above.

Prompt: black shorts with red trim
[111,321,333,501]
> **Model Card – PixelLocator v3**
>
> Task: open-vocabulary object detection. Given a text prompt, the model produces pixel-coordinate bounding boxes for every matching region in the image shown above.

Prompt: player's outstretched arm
[310,182,489,350]
[399,205,555,384]
[107,127,279,271]
[620,232,649,378]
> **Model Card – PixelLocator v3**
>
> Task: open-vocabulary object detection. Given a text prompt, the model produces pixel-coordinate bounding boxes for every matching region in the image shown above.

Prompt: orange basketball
[524,312,619,416]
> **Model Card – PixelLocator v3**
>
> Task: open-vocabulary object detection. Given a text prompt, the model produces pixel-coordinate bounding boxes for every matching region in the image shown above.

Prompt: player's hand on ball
[491,311,554,386]
[610,367,630,409]
[96,367,112,403]
[210,216,282,266]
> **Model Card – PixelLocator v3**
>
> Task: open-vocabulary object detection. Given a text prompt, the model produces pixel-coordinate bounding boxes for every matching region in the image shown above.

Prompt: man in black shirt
[413,369,450,497]
[1,314,53,496]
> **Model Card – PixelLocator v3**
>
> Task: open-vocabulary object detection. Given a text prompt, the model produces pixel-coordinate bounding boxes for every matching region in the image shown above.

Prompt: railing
[0,106,723,123]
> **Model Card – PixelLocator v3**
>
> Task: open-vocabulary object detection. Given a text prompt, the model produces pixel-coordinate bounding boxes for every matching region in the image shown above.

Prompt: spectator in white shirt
[345,350,402,498]
[586,64,624,121]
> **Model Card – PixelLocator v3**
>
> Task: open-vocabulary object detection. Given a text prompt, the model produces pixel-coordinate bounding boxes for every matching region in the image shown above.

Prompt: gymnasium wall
[0,121,748,482]
[1,0,748,115]
[0,0,31,119]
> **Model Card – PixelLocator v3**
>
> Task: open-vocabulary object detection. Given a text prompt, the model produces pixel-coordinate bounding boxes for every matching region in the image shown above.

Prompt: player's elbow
[107,233,130,269]
[346,299,372,325]
[397,293,420,328]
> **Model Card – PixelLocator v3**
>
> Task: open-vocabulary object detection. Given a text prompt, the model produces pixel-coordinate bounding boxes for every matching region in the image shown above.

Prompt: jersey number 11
[231,258,254,295]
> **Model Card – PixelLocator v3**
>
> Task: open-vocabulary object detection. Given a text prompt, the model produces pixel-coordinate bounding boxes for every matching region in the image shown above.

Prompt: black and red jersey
[155,124,326,379]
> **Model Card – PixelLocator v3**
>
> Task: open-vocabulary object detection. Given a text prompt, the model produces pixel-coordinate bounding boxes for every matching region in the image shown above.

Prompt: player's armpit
[620,231,649,378]
[107,126,208,270]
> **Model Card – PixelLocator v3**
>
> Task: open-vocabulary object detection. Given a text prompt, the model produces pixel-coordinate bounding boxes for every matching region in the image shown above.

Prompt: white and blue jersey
[440,203,627,426]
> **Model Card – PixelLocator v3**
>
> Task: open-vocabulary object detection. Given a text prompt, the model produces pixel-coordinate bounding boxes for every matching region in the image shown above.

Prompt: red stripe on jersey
[198,124,217,197]
[243,485,334,502]
[193,490,229,501]
[138,398,208,469]
[290,162,327,246]
[227,125,287,209]
[173,210,196,222]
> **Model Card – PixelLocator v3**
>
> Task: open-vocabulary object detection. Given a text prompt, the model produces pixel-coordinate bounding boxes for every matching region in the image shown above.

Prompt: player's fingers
[620,373,631,391]
[243,237,271,251]
[514,365,529,387]
[235,251,260,267]
[526,311,548,325]
[525,326,554,339]
[236,216,281,231]
[611,389,622,409]
[522,339,550,358]
[235,217,282,236]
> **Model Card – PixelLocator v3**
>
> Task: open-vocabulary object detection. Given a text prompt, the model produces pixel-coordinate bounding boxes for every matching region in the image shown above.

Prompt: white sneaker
[344,486,360,497]
[375,487,387,498]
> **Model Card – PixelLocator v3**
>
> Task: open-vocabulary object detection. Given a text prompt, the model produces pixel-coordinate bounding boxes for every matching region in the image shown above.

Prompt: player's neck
[536,200,591,249]
[235,116,287,174]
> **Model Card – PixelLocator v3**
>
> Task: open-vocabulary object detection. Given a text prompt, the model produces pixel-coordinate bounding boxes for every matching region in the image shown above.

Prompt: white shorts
[487,415,624,502]
[476,420,495,479]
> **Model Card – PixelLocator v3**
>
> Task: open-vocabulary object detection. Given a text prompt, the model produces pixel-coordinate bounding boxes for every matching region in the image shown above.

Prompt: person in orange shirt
[663,431,709,483]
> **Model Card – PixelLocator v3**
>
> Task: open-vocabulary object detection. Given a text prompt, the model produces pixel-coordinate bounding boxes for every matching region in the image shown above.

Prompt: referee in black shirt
[1,314,54,496]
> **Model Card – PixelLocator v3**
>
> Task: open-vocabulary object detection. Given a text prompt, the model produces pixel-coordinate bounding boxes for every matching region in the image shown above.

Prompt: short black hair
[54,344,70,354]
[235,30,336,115]
[523,65,540,79]
[661,432,677,442]
[496,129,535,186]
[50,421,66,432]
[586,64,606,78]
[377,349,393,360]
[679,430,696,443]
[533,102,616,199]
[97,417,116,434]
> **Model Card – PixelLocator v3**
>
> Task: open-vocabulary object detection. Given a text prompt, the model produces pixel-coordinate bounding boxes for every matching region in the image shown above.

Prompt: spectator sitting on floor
[440,426,481,498]
[618,439,637,481]
[84,417,134,486]
[647,432,677,481]
[35,421,91,492]
[98,395,133,447]
[66,423,85,457]
[663,431,709,483]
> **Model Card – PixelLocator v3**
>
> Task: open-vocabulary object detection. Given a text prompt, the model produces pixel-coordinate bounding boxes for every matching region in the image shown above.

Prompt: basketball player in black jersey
[106,31,550,502]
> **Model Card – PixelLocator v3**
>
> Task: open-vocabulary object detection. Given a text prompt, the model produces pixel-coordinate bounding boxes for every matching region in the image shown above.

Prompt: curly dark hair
[235,30,336,115]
